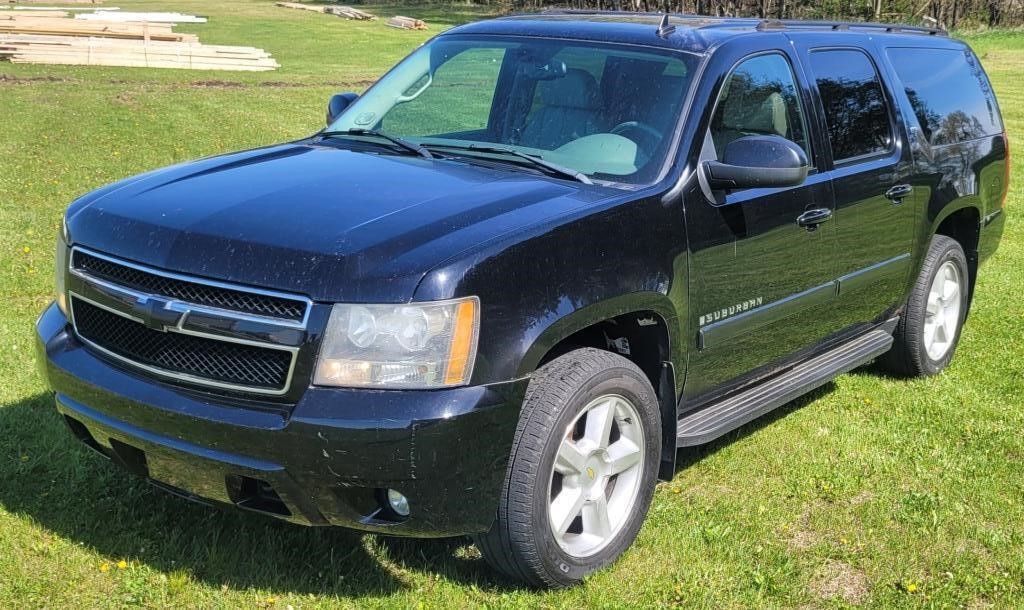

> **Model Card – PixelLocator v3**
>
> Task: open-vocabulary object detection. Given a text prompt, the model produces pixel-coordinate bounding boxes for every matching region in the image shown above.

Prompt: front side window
[328,36,699,186]
[709,53,810,160]
[809,49,893,162]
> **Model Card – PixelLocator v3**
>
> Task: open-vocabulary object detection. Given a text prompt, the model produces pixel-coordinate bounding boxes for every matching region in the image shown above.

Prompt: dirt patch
[189,79,247,89]
[789,529,820,550]
[187,79,376,89]
[0,74,72,85]
[809,559,870,605]
[849,490,875,506]
[786,500,824,550]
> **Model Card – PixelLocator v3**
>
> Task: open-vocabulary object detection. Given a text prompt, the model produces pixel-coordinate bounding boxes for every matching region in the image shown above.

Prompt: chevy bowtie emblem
[133,295,185,332]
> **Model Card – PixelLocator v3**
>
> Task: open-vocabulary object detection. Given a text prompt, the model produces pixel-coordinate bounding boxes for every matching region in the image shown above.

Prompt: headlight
[55,229,69,316]
[314,297,479,389]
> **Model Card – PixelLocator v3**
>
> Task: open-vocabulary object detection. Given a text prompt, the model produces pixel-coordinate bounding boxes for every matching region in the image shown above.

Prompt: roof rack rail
[754,18,947,36]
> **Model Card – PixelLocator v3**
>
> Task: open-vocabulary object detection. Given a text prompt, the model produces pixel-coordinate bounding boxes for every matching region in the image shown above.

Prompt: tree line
[472,0,1024,29]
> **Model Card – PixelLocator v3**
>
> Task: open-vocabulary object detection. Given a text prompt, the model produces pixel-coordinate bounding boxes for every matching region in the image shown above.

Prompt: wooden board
[0,33,278,71]
[5,0,104,4]
[76,11,207,23]
[0,10,68,17]
[325,6,375,20]
[0,16,196,41]
[276,3,375,20]
[386,15,427,30]
[275,2,325,13]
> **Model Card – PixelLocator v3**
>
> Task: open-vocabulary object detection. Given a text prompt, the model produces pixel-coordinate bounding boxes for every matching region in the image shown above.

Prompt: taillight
[1003,131,1011,209]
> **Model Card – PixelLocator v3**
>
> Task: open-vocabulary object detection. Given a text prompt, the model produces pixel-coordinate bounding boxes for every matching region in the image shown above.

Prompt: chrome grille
[72,298,292,391]
[67,247,309,396]
[72,249,307,322]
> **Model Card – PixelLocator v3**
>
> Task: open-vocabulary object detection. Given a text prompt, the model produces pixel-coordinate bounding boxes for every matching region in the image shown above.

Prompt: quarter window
[886,47,1002,146]
[709,53,810,160]
[809,49,893,162]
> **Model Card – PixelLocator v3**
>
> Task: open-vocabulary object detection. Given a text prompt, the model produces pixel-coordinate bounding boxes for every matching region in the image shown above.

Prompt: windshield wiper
[319,128,434,159]
[423,143,592,185]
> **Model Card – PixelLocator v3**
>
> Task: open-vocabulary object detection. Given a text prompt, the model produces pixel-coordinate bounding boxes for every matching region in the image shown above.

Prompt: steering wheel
[610,121,662,156]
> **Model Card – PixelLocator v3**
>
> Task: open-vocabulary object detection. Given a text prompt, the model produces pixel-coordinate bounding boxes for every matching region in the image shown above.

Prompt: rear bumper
[35,302,526,537]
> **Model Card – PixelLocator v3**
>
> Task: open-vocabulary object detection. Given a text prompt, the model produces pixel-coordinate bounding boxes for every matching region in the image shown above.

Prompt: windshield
[328,35,699,186]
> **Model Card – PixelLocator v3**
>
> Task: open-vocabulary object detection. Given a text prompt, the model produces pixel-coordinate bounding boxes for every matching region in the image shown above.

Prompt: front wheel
[475,348,661,588]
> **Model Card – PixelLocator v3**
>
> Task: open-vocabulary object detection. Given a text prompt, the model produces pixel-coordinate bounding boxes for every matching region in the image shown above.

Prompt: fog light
[386,488,410,517]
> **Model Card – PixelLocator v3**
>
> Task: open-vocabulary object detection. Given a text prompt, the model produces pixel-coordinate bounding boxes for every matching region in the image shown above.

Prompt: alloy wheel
[923,260,962,361]
[548,394,646,558]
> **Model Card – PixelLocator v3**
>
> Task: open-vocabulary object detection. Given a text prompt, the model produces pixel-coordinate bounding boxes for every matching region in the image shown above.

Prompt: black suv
[36,12,1008,587]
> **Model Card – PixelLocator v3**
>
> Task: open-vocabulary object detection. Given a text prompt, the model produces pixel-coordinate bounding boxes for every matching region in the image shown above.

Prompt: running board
[676,329,893,447]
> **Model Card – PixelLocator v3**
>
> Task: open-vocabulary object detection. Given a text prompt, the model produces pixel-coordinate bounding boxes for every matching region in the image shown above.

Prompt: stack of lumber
[326,5,374,20]
[0,34,279,70]
[275,3,375,20]
[386,15,427,30]
[0,9,278,70]
[0,6,119,10]
[275,2,324,12]
[0,14,197,41]
[76,11,207,23]
[0,10,68,17]
[5,0,103,4]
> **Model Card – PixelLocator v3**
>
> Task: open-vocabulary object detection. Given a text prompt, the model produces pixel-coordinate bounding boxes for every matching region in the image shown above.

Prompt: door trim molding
[835,253,911,295]
[698,280,836,350]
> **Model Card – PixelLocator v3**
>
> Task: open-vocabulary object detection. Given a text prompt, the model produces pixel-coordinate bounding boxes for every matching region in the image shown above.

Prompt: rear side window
[809,49,893,162]
[886,47,1002,146]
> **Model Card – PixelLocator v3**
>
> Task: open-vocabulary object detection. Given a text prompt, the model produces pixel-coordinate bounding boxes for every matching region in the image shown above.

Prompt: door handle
[885,183,913,203]
[796,207,833,231]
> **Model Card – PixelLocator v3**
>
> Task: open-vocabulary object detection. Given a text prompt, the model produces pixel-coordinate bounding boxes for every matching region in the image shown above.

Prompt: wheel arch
[931,204,981,304]
[516,292,682,481]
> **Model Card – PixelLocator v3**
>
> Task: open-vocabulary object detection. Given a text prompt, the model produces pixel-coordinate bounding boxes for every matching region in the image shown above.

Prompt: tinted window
[332,37,698,186]
[810,50,892,162]
[887,47,1002,145]
[710,53,810,159]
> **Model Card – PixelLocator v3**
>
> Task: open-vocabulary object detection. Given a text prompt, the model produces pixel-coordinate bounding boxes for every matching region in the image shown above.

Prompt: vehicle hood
[67,142,609,302]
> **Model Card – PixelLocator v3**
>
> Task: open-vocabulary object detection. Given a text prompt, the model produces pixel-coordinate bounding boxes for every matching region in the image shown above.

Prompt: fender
[515,292,679,378]
[928,200,982,244]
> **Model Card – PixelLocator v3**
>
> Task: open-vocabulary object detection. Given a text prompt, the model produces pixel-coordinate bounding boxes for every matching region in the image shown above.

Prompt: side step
[676,328,893,447]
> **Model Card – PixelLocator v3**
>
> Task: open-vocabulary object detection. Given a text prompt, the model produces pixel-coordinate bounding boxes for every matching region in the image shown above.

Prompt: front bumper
[35,302,526,537]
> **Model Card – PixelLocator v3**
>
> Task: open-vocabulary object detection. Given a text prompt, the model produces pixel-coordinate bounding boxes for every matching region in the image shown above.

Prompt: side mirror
[703,135,809,190]
[326,92,359,126]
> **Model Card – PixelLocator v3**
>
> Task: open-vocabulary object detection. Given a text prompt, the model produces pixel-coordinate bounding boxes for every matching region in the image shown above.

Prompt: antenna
[657,12,676,38]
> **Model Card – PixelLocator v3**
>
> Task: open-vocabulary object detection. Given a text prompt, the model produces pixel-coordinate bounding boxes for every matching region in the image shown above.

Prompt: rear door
[795,38,917,328]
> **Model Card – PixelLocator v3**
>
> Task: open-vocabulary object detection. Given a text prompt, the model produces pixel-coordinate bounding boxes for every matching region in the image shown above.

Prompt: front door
[683,46,839,403]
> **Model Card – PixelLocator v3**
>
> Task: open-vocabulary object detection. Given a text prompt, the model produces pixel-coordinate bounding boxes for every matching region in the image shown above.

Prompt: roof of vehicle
[445,12,959,54]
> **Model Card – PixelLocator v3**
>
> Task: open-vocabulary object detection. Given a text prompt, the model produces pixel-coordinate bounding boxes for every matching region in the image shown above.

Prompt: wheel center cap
[583,455,605,489]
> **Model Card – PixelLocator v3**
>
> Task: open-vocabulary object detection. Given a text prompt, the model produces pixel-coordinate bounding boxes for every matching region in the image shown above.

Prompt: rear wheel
[475,348,661,588]
[881,235,969,377]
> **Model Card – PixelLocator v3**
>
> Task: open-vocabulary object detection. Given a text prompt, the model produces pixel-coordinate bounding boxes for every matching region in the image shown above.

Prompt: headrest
[536,68,600,110]
[720,90,788,137]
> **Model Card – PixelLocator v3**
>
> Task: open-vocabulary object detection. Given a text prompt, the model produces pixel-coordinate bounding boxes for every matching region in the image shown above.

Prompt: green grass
[1,2,1023,607]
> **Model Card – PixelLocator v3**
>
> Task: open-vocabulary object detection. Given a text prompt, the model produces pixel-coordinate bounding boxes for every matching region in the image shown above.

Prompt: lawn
[1,2,1022,607]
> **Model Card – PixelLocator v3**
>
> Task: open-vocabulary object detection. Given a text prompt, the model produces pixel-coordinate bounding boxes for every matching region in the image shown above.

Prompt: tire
[474,348,661,588]
[880,234,969,377]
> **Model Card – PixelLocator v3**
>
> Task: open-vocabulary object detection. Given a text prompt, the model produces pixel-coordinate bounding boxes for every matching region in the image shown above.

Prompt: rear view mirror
[326,92,359,126]
[703,135,809,190]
